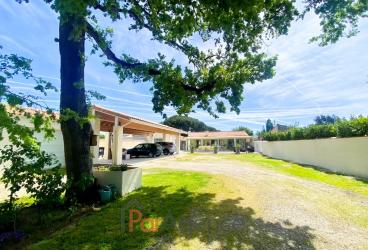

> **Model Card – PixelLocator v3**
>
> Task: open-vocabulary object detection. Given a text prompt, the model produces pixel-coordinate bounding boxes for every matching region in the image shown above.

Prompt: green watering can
[98,185,111,203]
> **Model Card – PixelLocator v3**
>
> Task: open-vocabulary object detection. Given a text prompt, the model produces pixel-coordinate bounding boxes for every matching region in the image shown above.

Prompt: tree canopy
[162,115,217,132]
[266,119,274,132]
[314,115,340,125]
[232,126,254,136]
[26,0,366,118]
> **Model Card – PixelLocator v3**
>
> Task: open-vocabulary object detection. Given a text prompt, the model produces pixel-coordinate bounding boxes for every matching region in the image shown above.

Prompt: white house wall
[0,116,66,168]
[35,130,65,167]
[163,134,177,143]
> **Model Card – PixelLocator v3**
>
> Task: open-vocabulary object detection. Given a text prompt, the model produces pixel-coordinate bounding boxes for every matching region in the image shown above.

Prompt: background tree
[162,115,217,132]
[0,47,65,233]
[314,115,340,125]
[266,119,274,132]
[232,126,254,136]
[13,0,368,203]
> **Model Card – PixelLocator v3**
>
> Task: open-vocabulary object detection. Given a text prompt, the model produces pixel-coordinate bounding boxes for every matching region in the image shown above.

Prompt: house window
[98,147,105,157]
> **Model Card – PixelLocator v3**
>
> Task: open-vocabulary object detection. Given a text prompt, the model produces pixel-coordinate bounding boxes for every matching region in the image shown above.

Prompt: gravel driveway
[139,154,368,250]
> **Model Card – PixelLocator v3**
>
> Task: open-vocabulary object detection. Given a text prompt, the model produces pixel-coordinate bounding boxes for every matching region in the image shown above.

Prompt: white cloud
[87,83,152,98]
[0,35,38,57]
[237,12,368,130]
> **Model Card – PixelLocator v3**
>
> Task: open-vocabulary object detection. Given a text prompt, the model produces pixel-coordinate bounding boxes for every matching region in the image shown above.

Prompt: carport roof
[93,105,185,134]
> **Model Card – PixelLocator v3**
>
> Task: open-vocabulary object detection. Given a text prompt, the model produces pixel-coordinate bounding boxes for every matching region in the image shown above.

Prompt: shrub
[262,132,278,141]
[107,164,129,171]
[303,124,336,139]
[0,144,65,207]
[197,145,214,151]
[261,116,368,141]
[277,131,292,141]
[290,127,304,140]
[336,116,368,137]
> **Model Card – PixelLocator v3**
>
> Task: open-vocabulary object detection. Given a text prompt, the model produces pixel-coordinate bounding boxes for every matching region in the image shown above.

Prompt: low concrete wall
[254,137,368,179]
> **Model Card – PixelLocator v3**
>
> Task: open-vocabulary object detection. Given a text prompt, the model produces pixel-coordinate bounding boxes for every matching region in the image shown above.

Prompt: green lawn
[2,165,367,249]
[3,155,368,249]
[178,153,368,197]
[26,170,316,250]
[24,171,212,249]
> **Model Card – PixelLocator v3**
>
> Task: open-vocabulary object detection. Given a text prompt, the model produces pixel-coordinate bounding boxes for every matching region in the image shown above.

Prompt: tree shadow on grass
[29,185,315,249]
[118,186,316,250]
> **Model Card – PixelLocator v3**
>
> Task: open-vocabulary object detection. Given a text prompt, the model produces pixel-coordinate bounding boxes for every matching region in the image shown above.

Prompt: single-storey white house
[187,131,252,151]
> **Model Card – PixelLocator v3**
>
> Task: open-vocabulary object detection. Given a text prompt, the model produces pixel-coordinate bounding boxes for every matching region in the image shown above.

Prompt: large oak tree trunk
[59,13,93,203]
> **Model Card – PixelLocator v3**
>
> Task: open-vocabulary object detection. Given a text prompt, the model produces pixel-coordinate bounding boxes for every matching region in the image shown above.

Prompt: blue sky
[1,1,367,131]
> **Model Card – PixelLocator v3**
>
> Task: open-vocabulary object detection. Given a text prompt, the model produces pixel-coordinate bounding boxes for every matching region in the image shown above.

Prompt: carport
[90,105,183,165]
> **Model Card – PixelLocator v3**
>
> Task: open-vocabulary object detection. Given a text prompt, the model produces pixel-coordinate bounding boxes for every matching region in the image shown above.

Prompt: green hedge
[262,116,368,141]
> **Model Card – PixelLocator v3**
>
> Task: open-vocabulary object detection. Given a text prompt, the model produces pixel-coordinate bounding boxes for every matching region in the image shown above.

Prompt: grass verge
[178,153,368,196]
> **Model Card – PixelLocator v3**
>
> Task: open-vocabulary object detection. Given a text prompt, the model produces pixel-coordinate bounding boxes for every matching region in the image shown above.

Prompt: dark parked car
[246,145,254,152]
[156,142,176,155]
[233,145,254,153]
[127,143,163,158]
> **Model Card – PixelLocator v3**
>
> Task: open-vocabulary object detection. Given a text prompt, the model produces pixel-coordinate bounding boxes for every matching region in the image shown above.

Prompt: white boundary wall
[254,137,368,179]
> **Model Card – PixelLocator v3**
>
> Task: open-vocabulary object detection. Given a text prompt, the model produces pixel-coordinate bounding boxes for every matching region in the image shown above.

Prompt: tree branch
[4,89,55,112]
[93,2,186,51]
[86,22,143,69]
[88,5,216,94]
[179,79,217,94]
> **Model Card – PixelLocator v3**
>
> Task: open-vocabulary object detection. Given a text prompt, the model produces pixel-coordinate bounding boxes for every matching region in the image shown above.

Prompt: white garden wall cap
[263,136,366,142]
